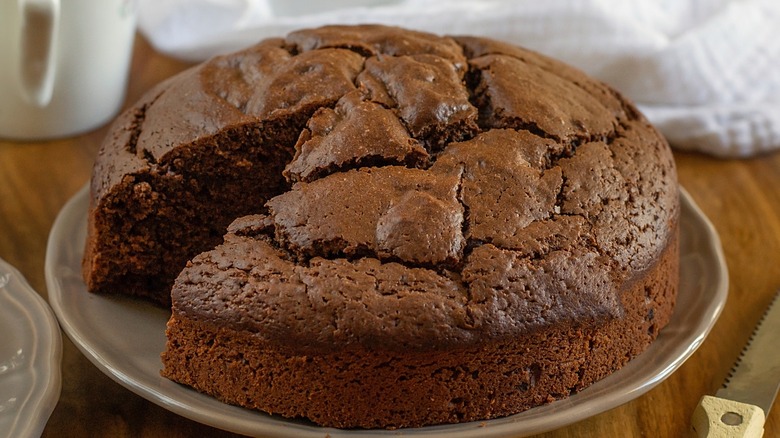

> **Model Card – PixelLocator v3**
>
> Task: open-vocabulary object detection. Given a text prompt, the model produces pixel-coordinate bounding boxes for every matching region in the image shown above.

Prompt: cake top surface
[98,25,678,351]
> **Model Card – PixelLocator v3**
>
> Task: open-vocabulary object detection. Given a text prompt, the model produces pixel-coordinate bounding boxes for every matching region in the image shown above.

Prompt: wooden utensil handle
[692,395,765,437]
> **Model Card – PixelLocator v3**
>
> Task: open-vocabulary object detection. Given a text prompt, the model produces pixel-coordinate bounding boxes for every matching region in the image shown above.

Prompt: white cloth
[137,0,780,157]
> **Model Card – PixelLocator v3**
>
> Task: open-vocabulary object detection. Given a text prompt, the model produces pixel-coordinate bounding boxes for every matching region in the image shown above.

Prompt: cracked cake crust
[82,24,679,428]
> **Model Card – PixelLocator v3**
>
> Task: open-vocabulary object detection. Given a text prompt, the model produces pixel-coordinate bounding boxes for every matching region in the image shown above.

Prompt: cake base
[161,228,678,429]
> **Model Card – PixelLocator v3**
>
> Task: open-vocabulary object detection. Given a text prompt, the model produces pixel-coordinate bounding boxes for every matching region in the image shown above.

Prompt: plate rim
[0,258,63,438]
[45,185,728,437]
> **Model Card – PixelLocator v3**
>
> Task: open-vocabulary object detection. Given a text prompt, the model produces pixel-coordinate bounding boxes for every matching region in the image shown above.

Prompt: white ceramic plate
[0,258,62,438]
[46,185,727,438]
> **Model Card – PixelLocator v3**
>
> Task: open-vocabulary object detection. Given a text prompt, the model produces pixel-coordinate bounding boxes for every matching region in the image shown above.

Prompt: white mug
[0,0,137,140]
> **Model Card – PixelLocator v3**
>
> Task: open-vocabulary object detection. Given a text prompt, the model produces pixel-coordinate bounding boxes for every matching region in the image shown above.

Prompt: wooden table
[1,35,779,438]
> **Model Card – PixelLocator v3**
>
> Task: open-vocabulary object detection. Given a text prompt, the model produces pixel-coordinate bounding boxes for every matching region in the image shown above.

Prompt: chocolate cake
[82,25,679,429]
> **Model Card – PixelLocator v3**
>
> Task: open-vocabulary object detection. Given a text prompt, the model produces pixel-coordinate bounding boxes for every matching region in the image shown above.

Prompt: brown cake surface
[83,25,679,429]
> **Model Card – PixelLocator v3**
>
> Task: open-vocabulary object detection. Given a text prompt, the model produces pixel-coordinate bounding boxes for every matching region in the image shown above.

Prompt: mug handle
[17,0,60,107]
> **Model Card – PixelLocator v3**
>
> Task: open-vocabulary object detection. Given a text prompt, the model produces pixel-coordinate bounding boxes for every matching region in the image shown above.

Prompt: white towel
[136,0,780,157]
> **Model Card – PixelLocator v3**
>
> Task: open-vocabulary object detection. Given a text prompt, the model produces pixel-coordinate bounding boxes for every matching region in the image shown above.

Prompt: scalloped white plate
[0,258,62,438]
[46,185,727,437]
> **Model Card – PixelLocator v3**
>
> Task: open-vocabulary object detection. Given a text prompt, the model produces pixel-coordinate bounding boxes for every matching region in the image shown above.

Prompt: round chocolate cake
[82,25,679,429]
